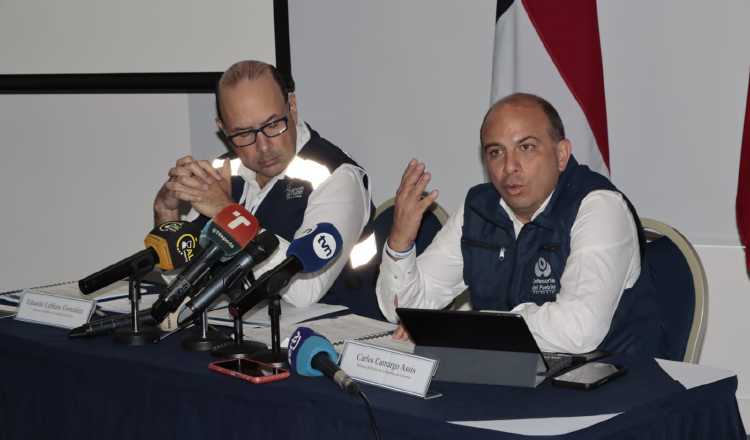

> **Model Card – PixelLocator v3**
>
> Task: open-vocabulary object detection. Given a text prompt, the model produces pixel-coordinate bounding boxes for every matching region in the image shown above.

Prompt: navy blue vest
[196,126,376,313]
[229,127,374,242]
[461,157,660,356]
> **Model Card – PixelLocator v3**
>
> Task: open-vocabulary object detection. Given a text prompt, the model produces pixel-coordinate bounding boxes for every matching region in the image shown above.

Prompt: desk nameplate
[15,290,95,329]
[339,340,439,398]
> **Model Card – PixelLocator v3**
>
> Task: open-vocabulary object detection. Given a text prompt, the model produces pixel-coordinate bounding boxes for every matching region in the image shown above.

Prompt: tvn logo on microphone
[313,233,337,259]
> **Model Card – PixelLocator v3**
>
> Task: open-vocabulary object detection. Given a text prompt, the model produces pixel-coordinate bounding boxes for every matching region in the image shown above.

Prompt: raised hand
[387,159,439,253]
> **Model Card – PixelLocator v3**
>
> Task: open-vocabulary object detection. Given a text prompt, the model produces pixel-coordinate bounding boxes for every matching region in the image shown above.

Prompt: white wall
[0,94,191,290]
[0,93,230,292]
[188,93,228,161]
[289,0,497,211]
[597,0,750,424]
[600,0,750,246]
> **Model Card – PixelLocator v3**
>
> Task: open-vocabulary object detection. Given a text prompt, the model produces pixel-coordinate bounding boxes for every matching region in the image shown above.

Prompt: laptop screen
[395,308,542,354]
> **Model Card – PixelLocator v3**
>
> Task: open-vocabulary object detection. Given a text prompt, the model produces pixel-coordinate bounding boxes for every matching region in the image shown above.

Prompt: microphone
[288,327,359,394]
[150,204,259,323]
[78,221,202,295]
[177,230,280,325]
[69,309,157,338]
[228,223,343,318]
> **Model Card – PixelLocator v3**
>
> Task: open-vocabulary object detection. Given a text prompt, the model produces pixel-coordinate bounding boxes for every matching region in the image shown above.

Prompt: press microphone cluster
[78,221,202,295]
[177,229,280,325]
[228,223,343,318]
[288,326,359,395]
[150,204,260,323]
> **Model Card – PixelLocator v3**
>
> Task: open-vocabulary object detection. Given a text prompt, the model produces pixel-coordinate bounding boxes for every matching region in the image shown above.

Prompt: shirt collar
[499,190,554,237]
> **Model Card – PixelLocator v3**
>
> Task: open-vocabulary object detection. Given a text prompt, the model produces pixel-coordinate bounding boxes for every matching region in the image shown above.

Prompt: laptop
[395,308,598,387]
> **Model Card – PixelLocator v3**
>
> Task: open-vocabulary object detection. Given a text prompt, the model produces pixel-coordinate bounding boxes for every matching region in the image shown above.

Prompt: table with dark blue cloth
[0,318,744,439]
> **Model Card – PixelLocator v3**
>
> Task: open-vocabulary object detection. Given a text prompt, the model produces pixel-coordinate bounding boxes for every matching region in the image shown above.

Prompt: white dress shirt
[375,189,640,354]
[186,120,372,307]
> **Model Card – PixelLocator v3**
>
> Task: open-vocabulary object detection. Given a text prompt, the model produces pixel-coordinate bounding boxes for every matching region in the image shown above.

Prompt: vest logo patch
[532,257,557,295]
[286,184,305,200]
[534,257,552,278]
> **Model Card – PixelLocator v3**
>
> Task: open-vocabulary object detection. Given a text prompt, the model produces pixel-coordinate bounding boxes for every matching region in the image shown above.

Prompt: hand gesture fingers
[388,159,440,252]
[175,155,195,167]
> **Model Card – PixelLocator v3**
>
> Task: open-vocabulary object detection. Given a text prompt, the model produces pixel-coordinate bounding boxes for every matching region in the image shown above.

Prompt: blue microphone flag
[288,326,339,377]
[288,222,344,273]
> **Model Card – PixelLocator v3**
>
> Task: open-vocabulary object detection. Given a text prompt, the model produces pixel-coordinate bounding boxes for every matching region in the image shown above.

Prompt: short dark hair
[483,93,566,142]
[215,60,296,122]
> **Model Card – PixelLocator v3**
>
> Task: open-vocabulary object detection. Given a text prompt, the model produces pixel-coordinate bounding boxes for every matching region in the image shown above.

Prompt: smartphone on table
[209,358,289,384]
[551,362,626,390]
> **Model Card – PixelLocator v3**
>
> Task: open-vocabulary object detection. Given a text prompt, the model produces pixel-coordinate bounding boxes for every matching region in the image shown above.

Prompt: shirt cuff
[384,241,416,260]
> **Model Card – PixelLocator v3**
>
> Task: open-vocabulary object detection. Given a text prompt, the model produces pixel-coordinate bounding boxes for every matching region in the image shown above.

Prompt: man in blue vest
[376,93,658,355]
[153,60,374,311]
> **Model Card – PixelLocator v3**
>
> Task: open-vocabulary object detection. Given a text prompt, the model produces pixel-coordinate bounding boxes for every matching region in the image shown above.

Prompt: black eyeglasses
[223,106,290,148]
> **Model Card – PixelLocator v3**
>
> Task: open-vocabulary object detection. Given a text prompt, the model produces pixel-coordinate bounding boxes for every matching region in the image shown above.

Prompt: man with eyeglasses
[153,60,374,311]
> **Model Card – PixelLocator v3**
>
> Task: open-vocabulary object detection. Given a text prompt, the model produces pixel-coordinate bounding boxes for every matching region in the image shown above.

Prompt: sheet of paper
[235,313,413,353]
[206,299,347,328]
[361,334,415,354]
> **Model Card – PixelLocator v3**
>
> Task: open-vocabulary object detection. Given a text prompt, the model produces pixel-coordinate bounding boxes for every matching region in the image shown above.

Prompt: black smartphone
[209,358,290,384]
[551,362,626,390]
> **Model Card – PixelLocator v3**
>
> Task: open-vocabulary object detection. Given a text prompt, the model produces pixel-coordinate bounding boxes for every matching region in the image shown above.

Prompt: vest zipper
[507,225,529,306]
[460,237,502,251]
[460,238,507,262]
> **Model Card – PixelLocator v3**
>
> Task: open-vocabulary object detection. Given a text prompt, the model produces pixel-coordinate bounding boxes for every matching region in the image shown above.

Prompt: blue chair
[371,197,449,260]
[327,198,448,321]
[641,218,707,363]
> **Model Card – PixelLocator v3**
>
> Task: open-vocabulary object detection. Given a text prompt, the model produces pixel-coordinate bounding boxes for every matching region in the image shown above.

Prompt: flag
[737,71,750,272]
[491,0,609,176]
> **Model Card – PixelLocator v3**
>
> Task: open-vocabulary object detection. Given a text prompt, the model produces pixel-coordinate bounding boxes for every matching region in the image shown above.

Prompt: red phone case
[209,359,290,384]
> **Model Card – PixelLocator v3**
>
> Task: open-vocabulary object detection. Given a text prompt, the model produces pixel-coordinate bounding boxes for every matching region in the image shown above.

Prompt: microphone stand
[210,275,266,358]
[181,309,230,352]
[179,269,231,351]
[249,294,288,368]
[113,264,159,345]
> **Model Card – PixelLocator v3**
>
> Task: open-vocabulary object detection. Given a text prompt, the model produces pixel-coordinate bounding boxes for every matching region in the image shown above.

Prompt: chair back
[329,198,449,320]
[372,197,448,258]
[641,218,707,363]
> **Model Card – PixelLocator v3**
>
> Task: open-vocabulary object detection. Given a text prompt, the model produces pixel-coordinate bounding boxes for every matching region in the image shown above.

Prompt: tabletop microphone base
[181,314,230,352]
[210,340,267,358]
[113,273,160,345]
[113,327,160,345]
[249,348,289,369]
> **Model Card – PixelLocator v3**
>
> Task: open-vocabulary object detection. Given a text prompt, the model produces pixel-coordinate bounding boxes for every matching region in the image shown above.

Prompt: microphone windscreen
[287,223,344,273]
[145,221,202,271]
[249,230,280,261]
[288,326,339,377]
[200,204,260,258]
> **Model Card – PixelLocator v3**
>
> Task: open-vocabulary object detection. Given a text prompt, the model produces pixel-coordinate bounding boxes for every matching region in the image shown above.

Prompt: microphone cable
[357,389,381,440]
